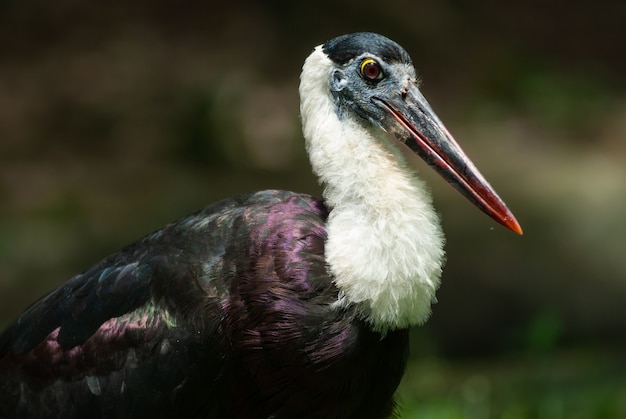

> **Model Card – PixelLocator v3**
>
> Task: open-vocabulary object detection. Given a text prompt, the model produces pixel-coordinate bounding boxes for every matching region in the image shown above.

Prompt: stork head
[304,32,522,234]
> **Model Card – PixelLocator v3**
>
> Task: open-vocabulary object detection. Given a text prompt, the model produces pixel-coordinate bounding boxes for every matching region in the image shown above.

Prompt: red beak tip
[506,218,524,236]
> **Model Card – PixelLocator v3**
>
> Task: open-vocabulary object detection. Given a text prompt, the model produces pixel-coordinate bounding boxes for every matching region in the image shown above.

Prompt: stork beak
[373,86,523,235]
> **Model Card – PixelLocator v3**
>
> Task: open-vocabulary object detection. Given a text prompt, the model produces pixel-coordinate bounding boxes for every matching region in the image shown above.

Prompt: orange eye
[360,59,383,81]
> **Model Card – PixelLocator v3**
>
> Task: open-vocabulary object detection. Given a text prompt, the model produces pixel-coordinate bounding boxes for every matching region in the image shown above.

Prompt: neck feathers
[300,47,445,332]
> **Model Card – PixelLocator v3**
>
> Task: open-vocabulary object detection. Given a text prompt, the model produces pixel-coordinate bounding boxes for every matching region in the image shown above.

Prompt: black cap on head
[322,32,412,66]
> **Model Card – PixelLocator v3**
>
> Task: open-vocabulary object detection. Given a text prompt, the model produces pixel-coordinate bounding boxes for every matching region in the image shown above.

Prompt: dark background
[1,1,625,417]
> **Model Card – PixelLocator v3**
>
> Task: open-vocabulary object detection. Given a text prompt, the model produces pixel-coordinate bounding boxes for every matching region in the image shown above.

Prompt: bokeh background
[1,1,625,417]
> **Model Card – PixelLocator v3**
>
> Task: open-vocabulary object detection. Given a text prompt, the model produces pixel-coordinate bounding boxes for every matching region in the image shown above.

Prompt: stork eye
[360,59,383,82]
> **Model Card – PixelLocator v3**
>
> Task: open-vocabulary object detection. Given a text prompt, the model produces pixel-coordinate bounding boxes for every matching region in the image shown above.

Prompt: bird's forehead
[322,32,412,66]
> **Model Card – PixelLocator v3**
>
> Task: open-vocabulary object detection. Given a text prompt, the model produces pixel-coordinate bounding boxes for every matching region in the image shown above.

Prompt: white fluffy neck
[300,47,445,332]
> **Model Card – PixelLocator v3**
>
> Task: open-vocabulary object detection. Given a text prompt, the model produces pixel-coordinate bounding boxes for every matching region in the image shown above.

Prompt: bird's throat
[300,48,446,332]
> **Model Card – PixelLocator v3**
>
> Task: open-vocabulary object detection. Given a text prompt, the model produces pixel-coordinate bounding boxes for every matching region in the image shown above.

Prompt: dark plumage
[0,191,407,418]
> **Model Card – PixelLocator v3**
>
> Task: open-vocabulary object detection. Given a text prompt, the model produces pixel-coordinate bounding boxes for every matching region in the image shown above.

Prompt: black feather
[0,191,409,418]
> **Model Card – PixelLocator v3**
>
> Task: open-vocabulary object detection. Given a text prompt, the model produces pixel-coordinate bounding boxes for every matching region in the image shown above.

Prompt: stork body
[0,192,408,418]
[0,33,521,418]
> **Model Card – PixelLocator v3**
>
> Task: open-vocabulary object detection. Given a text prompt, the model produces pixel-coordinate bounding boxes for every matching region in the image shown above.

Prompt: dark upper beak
[373,84,523,235]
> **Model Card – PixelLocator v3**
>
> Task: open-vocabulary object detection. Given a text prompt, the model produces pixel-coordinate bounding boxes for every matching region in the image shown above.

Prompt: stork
[0,33,521,419]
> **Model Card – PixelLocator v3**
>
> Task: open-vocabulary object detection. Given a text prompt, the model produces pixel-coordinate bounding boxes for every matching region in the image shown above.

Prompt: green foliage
[398,349,626,419]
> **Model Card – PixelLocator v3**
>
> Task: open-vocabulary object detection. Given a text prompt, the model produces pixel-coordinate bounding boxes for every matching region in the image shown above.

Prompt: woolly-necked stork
[0,32,521,418]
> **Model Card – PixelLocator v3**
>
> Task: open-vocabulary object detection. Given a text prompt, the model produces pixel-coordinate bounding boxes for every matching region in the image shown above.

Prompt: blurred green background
[1,1,625,417]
